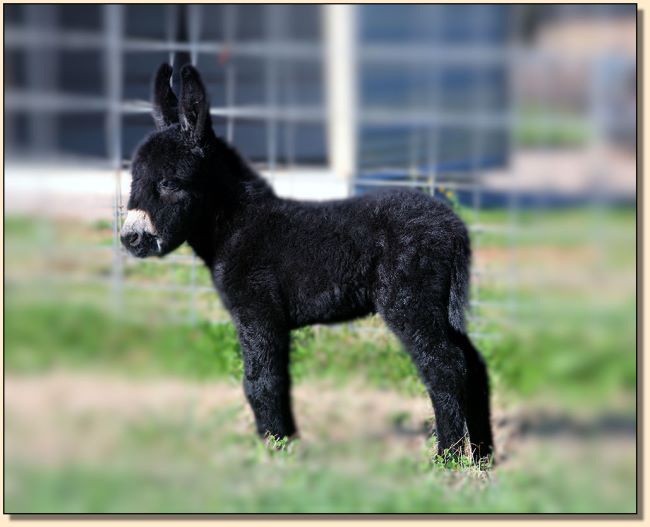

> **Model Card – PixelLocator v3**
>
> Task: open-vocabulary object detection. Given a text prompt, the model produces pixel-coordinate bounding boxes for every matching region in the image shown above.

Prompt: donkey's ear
[178,64,211,143]
[152,63,179,130]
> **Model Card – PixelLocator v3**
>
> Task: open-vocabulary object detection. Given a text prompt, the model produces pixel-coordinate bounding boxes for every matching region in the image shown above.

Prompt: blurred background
[5,4,636,513]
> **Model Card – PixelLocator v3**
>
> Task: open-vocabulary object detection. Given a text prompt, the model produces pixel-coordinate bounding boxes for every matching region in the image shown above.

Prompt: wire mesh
[4,4,636,341]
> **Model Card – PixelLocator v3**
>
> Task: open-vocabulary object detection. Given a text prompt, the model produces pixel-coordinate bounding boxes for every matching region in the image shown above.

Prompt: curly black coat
[121,64,494,461]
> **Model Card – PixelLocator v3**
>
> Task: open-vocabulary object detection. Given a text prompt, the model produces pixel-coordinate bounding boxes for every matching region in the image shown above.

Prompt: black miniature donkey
[121,64,494,462]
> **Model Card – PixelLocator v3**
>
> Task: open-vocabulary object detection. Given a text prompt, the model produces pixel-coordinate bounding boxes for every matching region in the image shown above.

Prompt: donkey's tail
[448,230,471,333]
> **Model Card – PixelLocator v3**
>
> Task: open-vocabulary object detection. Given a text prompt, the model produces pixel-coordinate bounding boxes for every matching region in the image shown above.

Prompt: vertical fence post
[224,5,237,143]
[506,5,522,330]
[426,6,442,199]
[105,5,124,315]
[468,6,487,331]
[25,5,57,155]
[324,5,358,184]
[265,5,280,182]
[188,4,203,325]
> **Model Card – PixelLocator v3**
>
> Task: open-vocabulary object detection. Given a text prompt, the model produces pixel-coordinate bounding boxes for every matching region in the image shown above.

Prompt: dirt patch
[5,373,635,469]
[5,373,434,464]
[476,245,599,267]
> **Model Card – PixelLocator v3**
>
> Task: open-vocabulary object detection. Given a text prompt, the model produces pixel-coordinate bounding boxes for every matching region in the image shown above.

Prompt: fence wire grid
[5,5,636,341]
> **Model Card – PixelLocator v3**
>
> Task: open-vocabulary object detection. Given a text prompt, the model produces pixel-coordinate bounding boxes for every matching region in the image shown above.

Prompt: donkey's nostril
[127,232,142,247]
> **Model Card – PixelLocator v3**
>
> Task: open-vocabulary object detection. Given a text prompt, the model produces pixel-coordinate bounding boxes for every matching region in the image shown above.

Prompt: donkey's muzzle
[121,208,160,257]
[120,230,159,257]
[123,231,142,247]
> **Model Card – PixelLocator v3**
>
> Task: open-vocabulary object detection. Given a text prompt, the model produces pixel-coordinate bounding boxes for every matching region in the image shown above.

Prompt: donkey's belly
[287,284,374,329]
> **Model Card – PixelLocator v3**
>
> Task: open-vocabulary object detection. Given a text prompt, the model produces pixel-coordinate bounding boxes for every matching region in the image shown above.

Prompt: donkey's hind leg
[453,330,494,462]
[381,304,469,458]
[414,334,469,458]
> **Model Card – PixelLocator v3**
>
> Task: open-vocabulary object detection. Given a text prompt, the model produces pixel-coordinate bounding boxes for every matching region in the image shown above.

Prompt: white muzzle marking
[122,209,157,236]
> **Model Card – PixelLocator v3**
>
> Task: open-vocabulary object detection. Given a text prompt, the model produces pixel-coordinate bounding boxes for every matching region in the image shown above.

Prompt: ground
[4,372,635,513]
[4,205,636,513]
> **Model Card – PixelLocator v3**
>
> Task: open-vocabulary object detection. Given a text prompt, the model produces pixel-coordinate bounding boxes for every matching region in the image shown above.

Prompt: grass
[514,108,591,148]
[5,456,634,513]
[5,205,636,401]
[5,397,636,513]
[4,297,635,403]
[4,206,637,513]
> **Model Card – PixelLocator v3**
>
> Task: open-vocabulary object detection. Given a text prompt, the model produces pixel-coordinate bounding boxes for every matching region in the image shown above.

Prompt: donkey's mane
[213,136,275,202]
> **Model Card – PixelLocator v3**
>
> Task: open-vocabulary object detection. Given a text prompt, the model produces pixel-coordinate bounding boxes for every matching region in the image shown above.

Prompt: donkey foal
[121,64,495,462]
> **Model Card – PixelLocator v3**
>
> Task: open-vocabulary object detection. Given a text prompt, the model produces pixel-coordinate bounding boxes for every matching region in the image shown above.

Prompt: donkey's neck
[186,136,277,267]
[216,137,275,198]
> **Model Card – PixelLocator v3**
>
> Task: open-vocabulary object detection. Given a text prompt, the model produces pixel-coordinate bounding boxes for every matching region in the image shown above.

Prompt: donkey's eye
[159,179,180,192]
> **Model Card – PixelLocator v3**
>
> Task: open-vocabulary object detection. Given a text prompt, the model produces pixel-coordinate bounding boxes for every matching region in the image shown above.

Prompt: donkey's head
[121,63,215,258]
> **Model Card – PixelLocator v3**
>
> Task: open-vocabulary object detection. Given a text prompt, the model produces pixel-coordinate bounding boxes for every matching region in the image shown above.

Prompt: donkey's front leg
[237,318,296,440]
